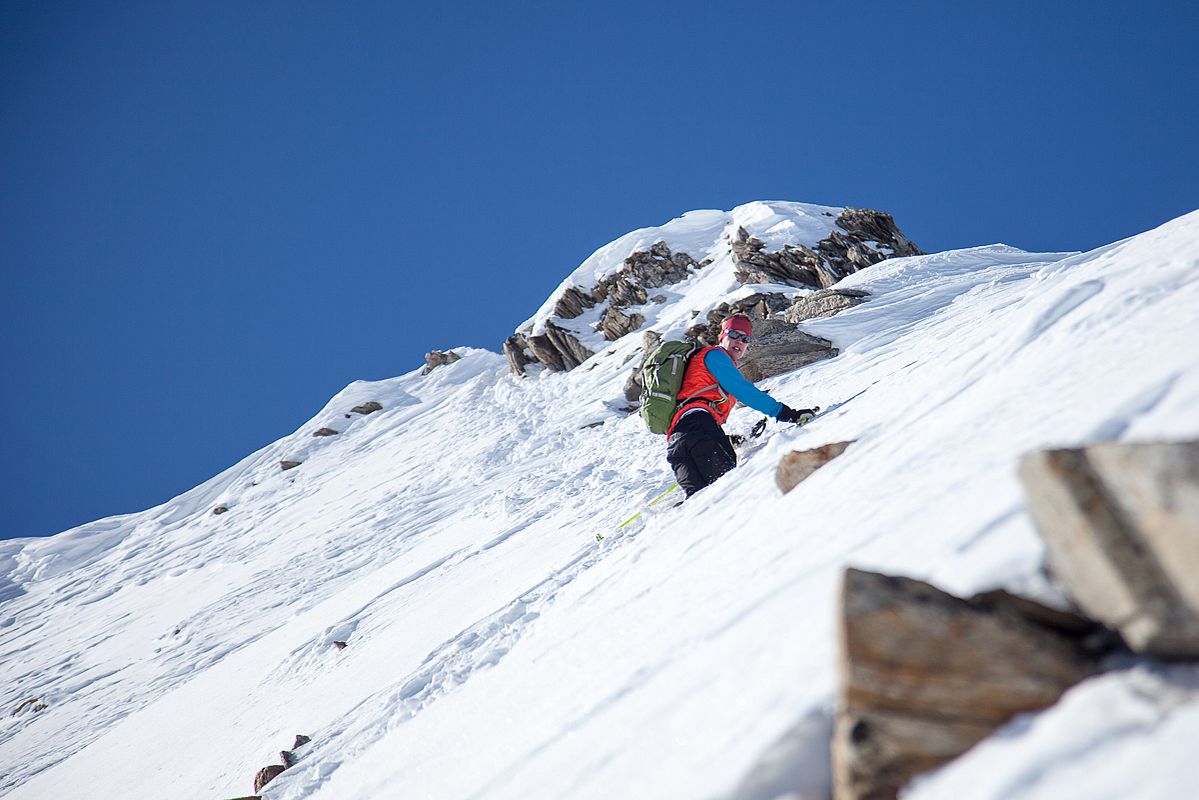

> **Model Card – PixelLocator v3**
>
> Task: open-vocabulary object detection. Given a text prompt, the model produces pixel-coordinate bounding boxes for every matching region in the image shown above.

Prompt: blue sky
[2,1,1196,540]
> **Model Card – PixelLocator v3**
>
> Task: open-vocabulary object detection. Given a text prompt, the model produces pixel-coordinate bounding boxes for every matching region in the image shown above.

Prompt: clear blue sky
[3,1,1196,539]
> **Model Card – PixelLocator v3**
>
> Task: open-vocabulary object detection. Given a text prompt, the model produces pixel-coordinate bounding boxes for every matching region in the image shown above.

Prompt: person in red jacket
[666,315,816,496]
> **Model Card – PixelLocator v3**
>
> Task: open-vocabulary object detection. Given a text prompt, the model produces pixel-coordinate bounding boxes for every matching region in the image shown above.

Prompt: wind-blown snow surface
[2,210,1199,799]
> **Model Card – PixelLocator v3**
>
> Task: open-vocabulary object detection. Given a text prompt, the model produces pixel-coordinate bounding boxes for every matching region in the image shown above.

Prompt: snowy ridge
[2,208,1199,799]
[521,200,843,348]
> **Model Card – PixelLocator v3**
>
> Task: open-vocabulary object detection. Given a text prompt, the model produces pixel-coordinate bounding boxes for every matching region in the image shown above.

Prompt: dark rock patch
[351,401,383,415]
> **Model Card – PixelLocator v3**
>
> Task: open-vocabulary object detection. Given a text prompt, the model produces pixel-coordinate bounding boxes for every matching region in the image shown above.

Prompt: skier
[666,315,816,497]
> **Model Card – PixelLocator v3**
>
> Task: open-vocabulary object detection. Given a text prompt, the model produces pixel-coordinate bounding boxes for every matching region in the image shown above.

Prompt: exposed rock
[598,305,646,341]
[253,764,286,793]
[312,428,339,437]
[732,208,922,290]
[833,568,1101,800]
[350,401,383,415]
[212,505,228,515]
[553,286,597,319]
[293,734,311,749]
[732,227,825,287]
[334,640,348,650]
[1019,439,1199,657]
[280,460,303,471]
[622,330,663,403]
[503,333,536,376]
[737,320,837,383]
[593,241,701,308]
[507,242,706,375]
[780,289,870,323]
[280,749,298,768]
[776,442,853,493]
[526,320,596,372]
[821,208,922,279]
[686,293,794,346]
[12,698,47,716]
[422,349,462,375]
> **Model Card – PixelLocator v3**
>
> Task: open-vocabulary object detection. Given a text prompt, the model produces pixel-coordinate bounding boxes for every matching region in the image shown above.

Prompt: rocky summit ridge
[502,201,923,379]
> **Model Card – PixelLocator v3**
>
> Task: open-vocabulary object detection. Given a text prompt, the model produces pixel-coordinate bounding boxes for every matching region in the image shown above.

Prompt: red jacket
[667,346,738,435]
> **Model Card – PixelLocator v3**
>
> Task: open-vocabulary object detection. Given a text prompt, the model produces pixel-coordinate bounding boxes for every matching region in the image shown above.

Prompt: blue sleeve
[704,349,784,418]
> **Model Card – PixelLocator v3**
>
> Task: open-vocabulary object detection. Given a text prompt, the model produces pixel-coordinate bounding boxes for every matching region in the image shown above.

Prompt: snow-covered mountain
[2,203,1198,799]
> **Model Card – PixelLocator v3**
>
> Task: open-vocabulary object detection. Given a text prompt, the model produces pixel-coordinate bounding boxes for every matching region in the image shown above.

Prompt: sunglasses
[723,330,752,343]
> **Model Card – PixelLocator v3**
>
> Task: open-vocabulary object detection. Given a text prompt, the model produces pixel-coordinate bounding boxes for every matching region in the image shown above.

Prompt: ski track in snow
[3,209,1199,799]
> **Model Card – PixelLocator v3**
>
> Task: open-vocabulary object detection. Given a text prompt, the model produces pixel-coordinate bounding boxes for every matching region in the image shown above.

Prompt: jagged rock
[737,320,837,382]
[593,241,701,308]
[732,227,826,287]
[833,569,1100,800]
[212,505,229,515]
[253,764,286,792]
[293,734,311,749]
[527,321,596,372]
[422,349,462,375]
[351,401,383,415]
[821,208,922,276]
[780,289,869,323]
[686,293,794,346]
[598,305,646,341]
[622,330,663,403]
[334,640,348,650]
[12,698,47,716]
[776,442,853,494]
[280,750,298,768]
[312,428,339,437]
[280,460,303,471]
[553,286,597,319]
[1019,439,1199,657]
[503,333,536,376]
[732,208,922,290]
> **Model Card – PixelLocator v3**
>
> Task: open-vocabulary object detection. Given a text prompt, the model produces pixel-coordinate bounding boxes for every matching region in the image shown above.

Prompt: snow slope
[2,207,1198,800]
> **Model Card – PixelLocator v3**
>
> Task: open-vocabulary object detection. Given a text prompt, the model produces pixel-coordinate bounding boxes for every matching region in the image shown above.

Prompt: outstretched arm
[703,349,784,418]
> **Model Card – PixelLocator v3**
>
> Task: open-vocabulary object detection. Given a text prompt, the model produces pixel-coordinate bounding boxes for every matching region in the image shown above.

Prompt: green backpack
[639,340,700,434]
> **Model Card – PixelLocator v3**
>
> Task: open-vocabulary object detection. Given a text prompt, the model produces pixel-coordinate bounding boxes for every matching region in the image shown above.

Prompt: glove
[778,405,819,424]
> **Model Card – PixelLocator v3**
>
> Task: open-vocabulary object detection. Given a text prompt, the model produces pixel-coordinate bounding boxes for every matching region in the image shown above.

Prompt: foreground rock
[777,442,853,493]
[1020,439,1199,657]
[833,569,1102,800]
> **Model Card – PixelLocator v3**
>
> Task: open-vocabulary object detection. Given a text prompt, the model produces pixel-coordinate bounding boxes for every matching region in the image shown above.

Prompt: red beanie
[720,315,753,336]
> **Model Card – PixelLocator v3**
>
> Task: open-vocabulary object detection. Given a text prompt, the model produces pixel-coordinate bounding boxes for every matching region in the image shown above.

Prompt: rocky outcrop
[621,330,663,402]
[686,293,795,345]
[833,569,1104,800]
[351,401,382,415]
[598,306,646,341]
[248,734,311,795]
[503,333,537,375]
[732,227,827,287]
[507,207,917,376]
[820,208,922,278]
[280,460,303,471]
[253,765,285,793]
[312,427,339,437]
[1019,439,1199,657]
[735,319,837,383]
[781,289,870,323]
[12,697,47,716]
[507,241,707,375]
[777,442,853,493]
[526,321,596,372]
[733,208,922,289]
[422,349,462,375]
[212,505,229,515]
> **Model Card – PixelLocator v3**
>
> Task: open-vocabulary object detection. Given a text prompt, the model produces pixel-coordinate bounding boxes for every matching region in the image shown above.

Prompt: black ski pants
[666,410,737,497]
